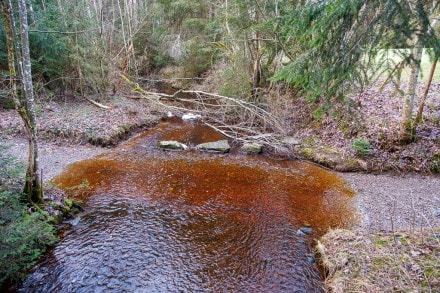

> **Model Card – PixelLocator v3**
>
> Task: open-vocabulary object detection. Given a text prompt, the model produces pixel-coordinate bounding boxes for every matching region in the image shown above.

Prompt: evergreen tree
[273,0,439,142]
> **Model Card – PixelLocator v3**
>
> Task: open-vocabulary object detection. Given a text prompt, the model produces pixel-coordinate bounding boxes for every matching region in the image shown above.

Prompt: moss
[61,205,70,214]
[374,237,388,248]
[64,198,73,207]
[318,229,440,292]
[339,121,352,138]
[0,98,16,109]
[300,147,314,159]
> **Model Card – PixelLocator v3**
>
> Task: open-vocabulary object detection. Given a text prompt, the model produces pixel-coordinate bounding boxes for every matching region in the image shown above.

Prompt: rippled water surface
[20,118,357,292]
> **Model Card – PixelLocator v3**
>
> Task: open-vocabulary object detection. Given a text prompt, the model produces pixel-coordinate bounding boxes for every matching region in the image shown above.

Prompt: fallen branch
[138,77,205,82]
[83,96,111,109]
[119,74,286,150]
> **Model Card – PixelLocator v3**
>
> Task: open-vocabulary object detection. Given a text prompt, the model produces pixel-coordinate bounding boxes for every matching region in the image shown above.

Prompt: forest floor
[0,78,439,291]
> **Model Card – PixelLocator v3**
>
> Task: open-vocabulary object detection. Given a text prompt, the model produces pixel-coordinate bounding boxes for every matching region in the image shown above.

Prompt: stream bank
[3,133,438,233]
[1,81,439,291]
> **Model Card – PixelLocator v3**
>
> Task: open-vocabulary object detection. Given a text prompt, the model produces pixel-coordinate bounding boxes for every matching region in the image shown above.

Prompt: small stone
[299,227,313,234]
[302,221,311,227]
[69,216,81,226]
[306,254,316,264]
[196,140,230,153]
[281,137,301,146]
[296,229,307,236]
[240,142,263,154]
[158,140,188,150]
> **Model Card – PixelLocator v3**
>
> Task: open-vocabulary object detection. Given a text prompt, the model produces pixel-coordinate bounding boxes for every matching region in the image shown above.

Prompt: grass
[316,229,440,292]
[376,49,439,82]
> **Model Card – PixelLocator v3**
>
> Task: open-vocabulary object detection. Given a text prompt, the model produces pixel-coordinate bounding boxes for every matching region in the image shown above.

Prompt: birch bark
[0,0,43,203]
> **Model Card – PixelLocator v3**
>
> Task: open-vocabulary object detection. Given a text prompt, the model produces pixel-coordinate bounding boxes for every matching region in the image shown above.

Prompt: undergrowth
[0,192,58,284]
[0,143,58,286]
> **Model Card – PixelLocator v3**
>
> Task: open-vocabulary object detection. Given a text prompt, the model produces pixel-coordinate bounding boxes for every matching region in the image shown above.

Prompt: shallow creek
[20,117,357,292]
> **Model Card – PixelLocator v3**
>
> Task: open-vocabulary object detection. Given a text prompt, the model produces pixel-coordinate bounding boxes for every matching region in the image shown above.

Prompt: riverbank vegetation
[0,146,57,285]
[0,0,439,291]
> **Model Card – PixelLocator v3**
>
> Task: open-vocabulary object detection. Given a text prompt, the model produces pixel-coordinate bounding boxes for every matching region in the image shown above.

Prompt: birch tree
[274,0,439,143]
[1,0,43,204]
[399,1,439,142]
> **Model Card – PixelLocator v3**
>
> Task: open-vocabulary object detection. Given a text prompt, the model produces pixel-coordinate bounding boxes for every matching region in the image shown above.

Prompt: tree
[399,2,439,142]
[1,0,43,204]
[273,0,439,142]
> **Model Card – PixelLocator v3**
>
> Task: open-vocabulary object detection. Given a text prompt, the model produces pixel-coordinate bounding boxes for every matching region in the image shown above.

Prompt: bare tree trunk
[412,56,437,132]
[252,30,261,92]
[398,45,423,143]
[1,0,43,203]
[17,0,43,203]
[393,62,404,96]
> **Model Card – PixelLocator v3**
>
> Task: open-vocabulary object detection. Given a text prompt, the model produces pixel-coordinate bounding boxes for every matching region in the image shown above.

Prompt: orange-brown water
[20,118,357,292]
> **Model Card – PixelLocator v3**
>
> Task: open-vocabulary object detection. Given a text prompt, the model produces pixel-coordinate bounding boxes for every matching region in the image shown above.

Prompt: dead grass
[316,229,440,292]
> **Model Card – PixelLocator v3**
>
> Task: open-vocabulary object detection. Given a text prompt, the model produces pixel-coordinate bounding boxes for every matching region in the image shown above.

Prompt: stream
[19,117,357,292]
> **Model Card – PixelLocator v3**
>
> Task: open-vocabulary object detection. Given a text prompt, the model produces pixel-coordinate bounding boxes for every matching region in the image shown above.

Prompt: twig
[83,96,111,109]
[138,77,205,82]
[379,61,404,91]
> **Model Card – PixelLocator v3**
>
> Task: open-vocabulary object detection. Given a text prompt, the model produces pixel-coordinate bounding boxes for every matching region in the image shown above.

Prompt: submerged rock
[299,227,313,234]
[196,140,230,153]
[158,140,188,150]
[240,142,263,154]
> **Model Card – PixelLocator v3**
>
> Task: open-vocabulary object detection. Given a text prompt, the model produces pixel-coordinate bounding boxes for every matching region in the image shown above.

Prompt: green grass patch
[376,49,439,82]
[351,138,372,157]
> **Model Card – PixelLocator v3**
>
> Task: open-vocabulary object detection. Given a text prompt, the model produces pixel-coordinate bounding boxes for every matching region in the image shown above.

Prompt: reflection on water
[20,118,356,292]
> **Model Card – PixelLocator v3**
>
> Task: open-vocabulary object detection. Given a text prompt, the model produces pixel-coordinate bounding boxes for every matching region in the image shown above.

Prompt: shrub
[0,145,25,187]
[218,61,252,100]
[430,152,440,173]
[351,138,372,156]
[0,192,57,284]
[182,38,218,78]
[0,144,57,285]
